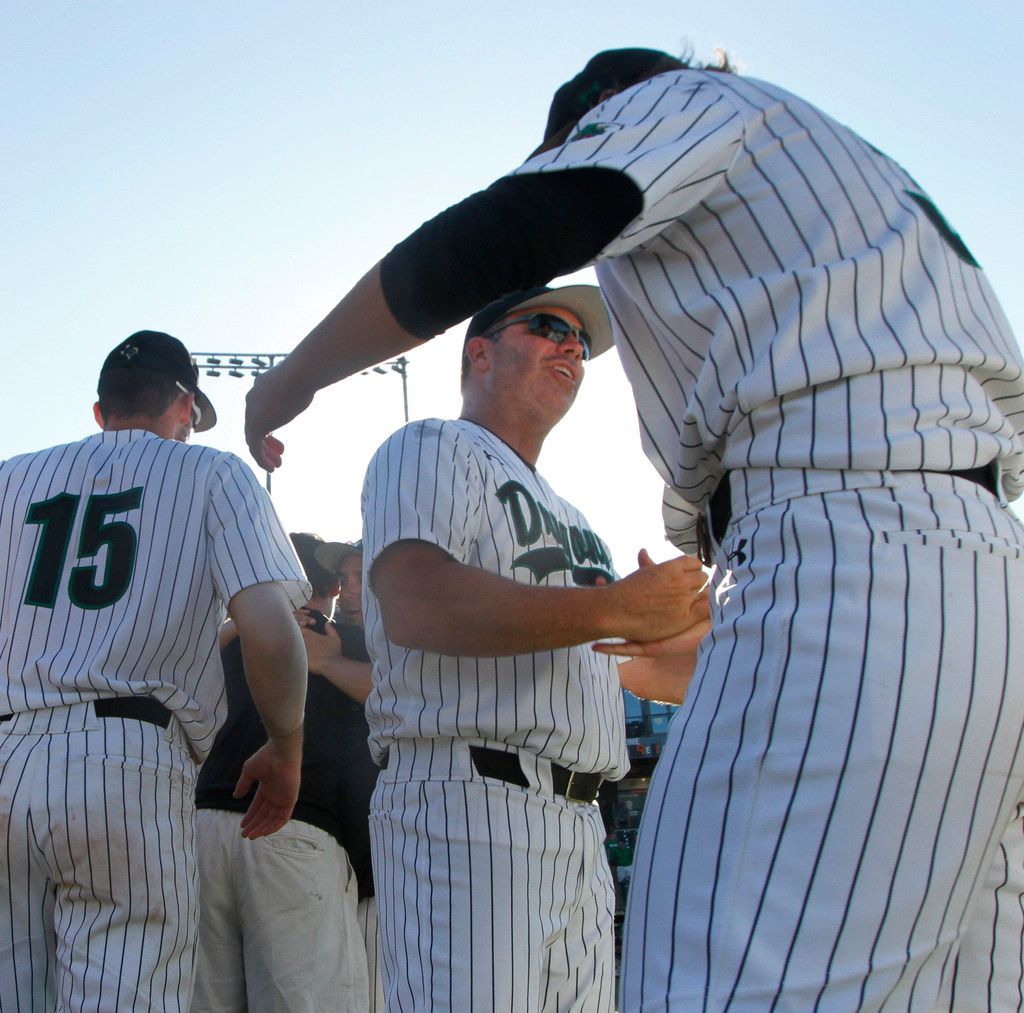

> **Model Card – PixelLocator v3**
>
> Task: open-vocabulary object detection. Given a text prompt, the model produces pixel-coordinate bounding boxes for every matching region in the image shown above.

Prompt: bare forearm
[240,622,307,741]
[230,584,308,753]
[385,567,615,656]
[244,264,426,469]
[314,657,373,704]
[373,543,708,657]
[279,263,421,395]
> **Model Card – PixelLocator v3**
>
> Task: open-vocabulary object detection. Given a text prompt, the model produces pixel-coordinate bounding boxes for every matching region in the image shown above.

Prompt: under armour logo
[119,343,139,361]
[726,538,747,567]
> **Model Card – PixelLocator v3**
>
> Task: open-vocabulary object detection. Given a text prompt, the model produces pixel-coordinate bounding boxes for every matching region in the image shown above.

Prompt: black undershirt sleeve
[379,167,643,340]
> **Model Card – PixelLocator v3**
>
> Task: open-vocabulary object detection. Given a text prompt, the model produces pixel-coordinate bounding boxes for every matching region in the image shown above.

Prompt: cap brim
[505,285,615,359]
[193,389,217,432]
[314,541,362,574]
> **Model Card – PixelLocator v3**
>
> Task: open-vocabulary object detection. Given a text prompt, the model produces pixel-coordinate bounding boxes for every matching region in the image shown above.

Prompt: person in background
[306,538,385,1013]
[193,532,370,1013]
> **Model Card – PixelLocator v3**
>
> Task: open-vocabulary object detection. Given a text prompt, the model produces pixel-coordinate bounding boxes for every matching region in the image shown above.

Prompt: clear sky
[3,1,1022,565]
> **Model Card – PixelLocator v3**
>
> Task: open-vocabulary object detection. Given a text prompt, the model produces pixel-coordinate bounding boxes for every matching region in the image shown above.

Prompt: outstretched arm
[371,541,709,657]
[245,264,418,470]
[243,170,641,470]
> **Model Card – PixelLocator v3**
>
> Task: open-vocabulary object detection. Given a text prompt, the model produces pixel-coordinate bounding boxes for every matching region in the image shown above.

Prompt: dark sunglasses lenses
[526,314,591,360]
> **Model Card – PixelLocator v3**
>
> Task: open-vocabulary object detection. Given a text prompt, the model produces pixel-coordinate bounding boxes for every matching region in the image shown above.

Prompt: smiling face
[460,301,590,463]
[486,303,587,422]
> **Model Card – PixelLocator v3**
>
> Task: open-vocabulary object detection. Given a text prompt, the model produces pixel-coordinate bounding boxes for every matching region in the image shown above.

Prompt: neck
[459,408,547,466]
[103,415,178,440]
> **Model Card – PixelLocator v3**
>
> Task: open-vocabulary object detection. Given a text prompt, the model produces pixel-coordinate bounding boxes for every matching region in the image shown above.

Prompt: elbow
[379,607,422,651]
[371,541,451,651]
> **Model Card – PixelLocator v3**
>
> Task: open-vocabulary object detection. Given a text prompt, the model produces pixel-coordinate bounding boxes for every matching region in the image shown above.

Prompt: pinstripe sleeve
[662,484,702,554]
[512,71,744,257]
[205,453,310,608]
[362,419,484,569]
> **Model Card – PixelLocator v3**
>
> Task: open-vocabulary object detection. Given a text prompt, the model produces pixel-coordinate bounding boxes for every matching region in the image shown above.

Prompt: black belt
[697,465,997,567]
[94,697,173,727]
[0,698,172,728]
[469,745,603,804]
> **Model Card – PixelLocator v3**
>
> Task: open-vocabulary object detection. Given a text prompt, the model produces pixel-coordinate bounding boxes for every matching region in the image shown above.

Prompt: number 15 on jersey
[24,487,143,610]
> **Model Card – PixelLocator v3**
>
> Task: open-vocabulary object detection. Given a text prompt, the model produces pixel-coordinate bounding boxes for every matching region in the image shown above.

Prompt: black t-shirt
[196,614,381,899]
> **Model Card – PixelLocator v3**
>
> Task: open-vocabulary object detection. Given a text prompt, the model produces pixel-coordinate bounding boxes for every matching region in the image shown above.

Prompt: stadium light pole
[193,352,411,492]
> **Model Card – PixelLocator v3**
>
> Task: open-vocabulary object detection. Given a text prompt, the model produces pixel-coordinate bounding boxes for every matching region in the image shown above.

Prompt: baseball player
[0,330,309,1010]
[360,284,708,1011]
[244,47,1024,1010]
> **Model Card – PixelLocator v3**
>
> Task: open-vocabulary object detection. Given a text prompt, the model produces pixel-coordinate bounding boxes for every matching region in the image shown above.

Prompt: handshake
[592,548,712,706]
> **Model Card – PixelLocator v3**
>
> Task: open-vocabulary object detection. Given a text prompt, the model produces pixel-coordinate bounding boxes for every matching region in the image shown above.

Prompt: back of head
[97,366,182,425]
[96,330,217,431]
[543,48,687,144]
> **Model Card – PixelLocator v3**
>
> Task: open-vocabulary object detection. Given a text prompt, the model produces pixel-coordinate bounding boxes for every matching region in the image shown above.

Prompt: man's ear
[175,391,195,427]
[464,336,494,373]
[93,401,104,429]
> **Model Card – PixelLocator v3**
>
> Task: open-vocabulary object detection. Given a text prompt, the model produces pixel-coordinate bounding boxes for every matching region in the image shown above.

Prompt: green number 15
[24,487,143,609]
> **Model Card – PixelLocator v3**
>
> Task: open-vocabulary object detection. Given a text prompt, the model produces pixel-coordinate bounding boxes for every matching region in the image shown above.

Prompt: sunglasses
[175,381,202,427]
[487,312,592,360]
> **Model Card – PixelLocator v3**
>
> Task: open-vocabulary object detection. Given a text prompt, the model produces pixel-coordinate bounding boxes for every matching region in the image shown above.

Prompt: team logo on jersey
[569,122,612,142]
[496,480,613,584]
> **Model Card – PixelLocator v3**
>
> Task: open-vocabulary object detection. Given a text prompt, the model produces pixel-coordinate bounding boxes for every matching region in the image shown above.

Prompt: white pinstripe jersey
[361,419,629,779]
[514,70,1024,550]
[0,429,309,759]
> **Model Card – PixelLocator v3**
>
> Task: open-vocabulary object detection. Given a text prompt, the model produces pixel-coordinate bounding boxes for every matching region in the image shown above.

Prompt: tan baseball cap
[314,540,362,575]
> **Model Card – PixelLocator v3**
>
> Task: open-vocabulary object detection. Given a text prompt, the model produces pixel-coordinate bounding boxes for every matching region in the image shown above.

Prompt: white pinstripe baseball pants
[369,739,616,1012]
[620,469,1024,1012]
[358,896,387,1013]
[0,702,198,1012]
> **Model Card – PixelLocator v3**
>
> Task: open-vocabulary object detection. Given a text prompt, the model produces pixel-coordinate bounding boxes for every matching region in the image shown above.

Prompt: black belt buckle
[562,769,602,804]
[471,746,603,803]
[551,763,603,804]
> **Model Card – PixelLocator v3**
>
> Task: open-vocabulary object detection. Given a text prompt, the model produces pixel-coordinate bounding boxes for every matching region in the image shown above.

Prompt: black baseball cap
[543,48,680,144]
[464,285,614,359]
[99,330,217,432]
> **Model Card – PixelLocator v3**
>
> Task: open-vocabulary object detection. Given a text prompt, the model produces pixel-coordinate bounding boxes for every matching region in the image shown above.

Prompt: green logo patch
[570,123,609,142]
[496,480,613,585]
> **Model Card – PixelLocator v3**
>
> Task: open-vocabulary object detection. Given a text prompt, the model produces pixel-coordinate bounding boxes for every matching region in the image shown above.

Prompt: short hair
[96,366,181,423]
[289,533,339,599]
